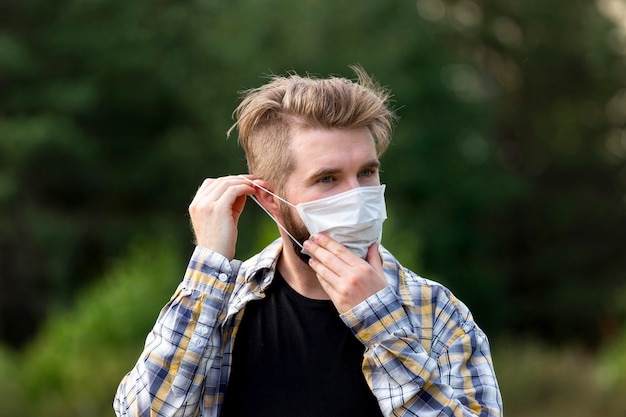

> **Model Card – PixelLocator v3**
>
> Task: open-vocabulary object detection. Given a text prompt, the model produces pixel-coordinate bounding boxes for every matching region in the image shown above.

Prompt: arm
[341,286,502,417]
[113,248,239,417]
[303,234,502,417]
[114,175,256,416]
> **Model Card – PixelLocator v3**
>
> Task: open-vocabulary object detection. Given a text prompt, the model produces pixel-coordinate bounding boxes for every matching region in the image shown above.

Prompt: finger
[190,175,255,214]
[308,255,339,285]
[304,235,346,277]
[188,175,256,258]
[197,175,254,201]
[366,242,383,273]
[305,235,364,293]
[307,241,384,314]
[306,233,364,271]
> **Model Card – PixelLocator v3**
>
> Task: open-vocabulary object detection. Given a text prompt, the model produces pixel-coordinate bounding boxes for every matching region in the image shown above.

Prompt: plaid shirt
[114,239,503,417]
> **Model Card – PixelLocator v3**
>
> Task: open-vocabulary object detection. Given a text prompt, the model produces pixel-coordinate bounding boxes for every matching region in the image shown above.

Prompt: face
[277,127,381,261]
[279,202,311,263]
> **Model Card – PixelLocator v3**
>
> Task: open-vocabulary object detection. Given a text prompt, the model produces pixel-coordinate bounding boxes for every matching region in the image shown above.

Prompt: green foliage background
[0,0,625,415]
[0,239,183,416]
[0,239,625,416]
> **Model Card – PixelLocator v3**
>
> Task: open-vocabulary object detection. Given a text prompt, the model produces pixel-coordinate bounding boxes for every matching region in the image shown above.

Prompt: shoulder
[239,238,283,275]
[379,246,478,338]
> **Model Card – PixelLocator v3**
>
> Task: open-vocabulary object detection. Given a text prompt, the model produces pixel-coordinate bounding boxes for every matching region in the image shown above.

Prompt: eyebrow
[361,159,381,171]
[308,159,381,181]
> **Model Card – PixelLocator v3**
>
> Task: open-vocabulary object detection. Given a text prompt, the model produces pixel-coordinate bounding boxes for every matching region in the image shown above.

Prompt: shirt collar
[241,238,406,291]
[241,238,284,284]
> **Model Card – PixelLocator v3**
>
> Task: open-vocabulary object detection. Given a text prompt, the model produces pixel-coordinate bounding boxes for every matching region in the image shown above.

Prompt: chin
[292,241,312,265]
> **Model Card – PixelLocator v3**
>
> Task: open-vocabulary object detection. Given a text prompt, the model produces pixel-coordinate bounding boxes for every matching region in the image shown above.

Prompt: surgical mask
[242,176,387,258]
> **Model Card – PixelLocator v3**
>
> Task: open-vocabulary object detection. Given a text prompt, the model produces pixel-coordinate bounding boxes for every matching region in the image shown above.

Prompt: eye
[319,176,334,183]
[358,169,374,177]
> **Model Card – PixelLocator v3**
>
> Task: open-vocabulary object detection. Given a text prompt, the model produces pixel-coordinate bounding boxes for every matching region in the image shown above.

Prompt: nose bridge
[347,175,361,190]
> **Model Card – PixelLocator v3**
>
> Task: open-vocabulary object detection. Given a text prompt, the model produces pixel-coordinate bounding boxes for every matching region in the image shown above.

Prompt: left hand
[303,234,388,314]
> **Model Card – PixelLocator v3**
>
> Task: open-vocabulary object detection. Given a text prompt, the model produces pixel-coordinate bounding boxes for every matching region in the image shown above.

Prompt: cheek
[277,201,292,225]
[280,204,309,239]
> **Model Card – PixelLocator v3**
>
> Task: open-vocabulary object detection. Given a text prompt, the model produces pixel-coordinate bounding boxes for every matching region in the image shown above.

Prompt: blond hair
[228,66,395,192]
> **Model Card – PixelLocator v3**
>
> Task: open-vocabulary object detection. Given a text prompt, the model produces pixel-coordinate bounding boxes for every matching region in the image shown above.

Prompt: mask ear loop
[240,176,305,251]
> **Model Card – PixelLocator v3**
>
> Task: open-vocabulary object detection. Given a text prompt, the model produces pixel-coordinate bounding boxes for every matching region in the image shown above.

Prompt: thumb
[366,242,384,273]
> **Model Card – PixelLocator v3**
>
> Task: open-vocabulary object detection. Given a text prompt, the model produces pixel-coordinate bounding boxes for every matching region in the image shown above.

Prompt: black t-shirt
[220,271,383,417]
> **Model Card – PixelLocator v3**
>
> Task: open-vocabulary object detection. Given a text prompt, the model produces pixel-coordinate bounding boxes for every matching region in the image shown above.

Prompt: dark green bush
[0,238,182,417]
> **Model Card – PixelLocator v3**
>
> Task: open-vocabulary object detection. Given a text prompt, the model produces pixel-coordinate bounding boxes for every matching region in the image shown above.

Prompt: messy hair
[228,66,396,192]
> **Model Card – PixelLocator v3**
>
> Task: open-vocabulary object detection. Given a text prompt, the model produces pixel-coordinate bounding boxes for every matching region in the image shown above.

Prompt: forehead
[288,127,377,174]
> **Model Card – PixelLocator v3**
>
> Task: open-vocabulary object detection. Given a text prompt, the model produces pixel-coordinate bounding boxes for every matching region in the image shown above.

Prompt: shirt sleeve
[340,285,503,417]
[113,246,240,417]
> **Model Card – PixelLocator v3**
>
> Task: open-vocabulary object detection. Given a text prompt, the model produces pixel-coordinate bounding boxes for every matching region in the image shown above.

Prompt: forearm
[114,247,239,417]
[342,287,502,417]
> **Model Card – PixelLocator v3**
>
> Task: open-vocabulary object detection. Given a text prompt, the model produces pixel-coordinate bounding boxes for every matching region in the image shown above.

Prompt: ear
[253,179,282,218]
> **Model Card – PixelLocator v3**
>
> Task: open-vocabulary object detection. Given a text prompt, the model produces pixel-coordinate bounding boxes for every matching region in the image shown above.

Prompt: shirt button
[196,339,205,347]
[218,273,228,282]
[198,325,209,335]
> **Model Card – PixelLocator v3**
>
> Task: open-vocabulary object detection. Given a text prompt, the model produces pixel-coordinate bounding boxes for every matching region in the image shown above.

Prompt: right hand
[188,175,256,260]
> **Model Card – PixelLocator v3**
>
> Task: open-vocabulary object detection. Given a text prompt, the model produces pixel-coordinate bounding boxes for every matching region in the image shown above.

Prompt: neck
[277,239,330,300]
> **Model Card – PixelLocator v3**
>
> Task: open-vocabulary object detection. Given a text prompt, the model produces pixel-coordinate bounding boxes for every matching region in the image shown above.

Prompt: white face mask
[243,176,387,258]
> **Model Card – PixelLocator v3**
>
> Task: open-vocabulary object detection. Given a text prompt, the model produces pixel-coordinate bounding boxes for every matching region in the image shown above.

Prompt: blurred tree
[473,0,626,343]
[0,0,239,346]
[0,0,624,348]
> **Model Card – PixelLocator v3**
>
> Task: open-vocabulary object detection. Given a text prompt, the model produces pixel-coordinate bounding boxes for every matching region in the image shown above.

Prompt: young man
[114,68,503,417]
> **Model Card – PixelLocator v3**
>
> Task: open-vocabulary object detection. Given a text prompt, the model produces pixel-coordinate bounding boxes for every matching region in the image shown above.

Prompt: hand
[303,234,387,314]
[188,175,256,260]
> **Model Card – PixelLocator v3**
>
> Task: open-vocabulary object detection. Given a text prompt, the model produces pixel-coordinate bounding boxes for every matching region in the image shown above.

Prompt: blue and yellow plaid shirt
[114,239,503,417]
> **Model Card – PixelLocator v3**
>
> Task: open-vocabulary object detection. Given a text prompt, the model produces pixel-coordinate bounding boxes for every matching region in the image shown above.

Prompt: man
[114,67,503,417]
